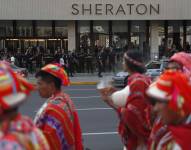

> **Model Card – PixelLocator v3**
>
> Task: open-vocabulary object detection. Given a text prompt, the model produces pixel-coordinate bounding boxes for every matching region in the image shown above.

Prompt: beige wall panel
[0,0,190,20]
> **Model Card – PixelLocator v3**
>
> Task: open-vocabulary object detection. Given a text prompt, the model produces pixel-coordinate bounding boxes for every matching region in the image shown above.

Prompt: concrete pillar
[150,21,159,60]
[68,21,76,52]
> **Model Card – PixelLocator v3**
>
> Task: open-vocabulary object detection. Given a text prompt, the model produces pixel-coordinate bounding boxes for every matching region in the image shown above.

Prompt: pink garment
[170,52,191,78]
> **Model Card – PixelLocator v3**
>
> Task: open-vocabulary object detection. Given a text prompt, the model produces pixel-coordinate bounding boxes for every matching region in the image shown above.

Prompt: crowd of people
[0,48,191,150]
[99,50,191,150]
[0,46,121,77]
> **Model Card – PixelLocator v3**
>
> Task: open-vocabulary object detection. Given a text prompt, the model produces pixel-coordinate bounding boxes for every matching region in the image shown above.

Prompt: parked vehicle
[112,71,129,87]
[146,59,169,80]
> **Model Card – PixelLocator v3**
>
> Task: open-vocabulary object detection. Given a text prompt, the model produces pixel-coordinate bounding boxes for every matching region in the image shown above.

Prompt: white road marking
[77,107,112,111]
[83,132,118,136]
[71,96,100,99]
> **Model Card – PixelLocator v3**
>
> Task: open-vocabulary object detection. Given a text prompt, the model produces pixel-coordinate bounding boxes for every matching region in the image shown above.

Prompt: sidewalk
[28,72,115,85]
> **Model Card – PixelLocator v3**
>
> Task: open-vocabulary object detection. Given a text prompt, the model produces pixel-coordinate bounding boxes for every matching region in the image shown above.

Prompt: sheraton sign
[71,3,160,16]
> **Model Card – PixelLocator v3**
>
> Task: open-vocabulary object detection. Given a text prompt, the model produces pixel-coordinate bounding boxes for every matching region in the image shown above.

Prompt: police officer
[97,50,103,77]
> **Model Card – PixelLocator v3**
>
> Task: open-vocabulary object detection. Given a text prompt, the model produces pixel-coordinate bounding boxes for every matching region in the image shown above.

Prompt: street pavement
[20,85,123,150]
[28,72,115,85]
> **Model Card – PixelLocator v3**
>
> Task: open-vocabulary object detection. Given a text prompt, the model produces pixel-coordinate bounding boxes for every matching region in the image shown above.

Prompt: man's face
[166,61,182,71]
[153,101,182,125]
[36,77,53,98]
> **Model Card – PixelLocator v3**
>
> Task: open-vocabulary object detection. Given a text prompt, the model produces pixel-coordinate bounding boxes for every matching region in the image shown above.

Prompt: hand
[98,88,119,110]
[98,88,110,101]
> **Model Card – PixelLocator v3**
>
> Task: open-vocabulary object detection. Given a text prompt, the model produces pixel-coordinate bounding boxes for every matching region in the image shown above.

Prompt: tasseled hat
[40,64,70,86]
[147,70,191,114]
[0,62,34,113]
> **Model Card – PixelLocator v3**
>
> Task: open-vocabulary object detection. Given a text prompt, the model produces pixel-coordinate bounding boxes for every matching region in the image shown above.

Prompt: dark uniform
[97,52,103,77]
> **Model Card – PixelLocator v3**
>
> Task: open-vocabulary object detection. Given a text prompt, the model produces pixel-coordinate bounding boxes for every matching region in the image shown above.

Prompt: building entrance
[3,38,68,51]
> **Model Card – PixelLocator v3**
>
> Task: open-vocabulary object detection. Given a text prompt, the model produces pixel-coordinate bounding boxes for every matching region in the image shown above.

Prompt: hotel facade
[0,0,191,59]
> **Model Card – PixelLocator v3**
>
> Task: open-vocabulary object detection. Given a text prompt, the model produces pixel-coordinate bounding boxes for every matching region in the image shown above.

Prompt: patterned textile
[0,62,34,112]
[0,114,50,150]
[0,137,24,150]
[41,64,70,86]
[147,70,191,115]
[118,73,152,150]
[34,91,83,150]
[148,116,191,150]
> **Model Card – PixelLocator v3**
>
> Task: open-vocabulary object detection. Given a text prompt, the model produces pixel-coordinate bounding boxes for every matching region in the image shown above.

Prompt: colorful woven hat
[170,52,191,78]
[146,70,191,114]
[41,64,70,86]
[0,62,34,112]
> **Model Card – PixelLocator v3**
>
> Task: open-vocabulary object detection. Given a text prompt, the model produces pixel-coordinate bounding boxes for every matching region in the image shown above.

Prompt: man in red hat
[0,62,50,150]
[147,70,191,150]
[34,64,83,150]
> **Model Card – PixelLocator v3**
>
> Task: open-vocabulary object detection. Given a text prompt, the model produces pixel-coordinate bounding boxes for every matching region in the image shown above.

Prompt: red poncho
[0,113,50,150]
[148,117,191,150]
[34,91,83,150]
[118,73,152,150]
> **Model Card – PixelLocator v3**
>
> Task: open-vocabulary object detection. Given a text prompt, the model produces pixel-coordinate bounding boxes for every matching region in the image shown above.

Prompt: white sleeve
[172,143,182,150]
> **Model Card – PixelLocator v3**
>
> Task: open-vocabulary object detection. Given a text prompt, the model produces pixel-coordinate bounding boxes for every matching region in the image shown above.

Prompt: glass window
[147,62,161,69]
[168,21,183,50]
[78,21,90,33]
[55,21,68,37]
[94,34,109,47]
[186,21,191,52]
[112,21,128,33]
[93,21,109,34]
[131,21,146,51]
[78,21,91,51]
[0,21,13,37]
[16,21,33,37]
[36,21,52,37]
[156,21,166,58]
[112,21,128,50]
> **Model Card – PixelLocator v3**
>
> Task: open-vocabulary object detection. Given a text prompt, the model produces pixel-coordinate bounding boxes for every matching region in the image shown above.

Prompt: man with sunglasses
[147,70,191,150]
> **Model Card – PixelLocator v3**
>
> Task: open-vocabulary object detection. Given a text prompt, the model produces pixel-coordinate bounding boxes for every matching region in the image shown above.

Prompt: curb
[71,82,98,85]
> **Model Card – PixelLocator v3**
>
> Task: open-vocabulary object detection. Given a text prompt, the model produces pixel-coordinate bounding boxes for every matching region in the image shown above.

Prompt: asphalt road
[20,85,123,150]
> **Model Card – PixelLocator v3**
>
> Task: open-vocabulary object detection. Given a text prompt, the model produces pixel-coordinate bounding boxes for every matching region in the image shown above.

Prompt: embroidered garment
[147,71,191,150]
[148,116,191,150]
[34,91,83,150]
[0,114,50,150]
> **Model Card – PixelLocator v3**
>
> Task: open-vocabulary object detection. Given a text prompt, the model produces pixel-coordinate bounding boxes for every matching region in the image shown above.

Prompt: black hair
[124,50,146,74]
[0,107,18,122]
[35,71,62,90]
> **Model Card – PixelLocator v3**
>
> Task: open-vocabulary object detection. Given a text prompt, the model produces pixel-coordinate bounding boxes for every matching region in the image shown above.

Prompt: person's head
[166,61,183,71]
[147,70,191,125]
[35,64,70,98]
[169,52,191,78]
[123,50,146,74]
[0,62,34,121]
[35,71,62,98]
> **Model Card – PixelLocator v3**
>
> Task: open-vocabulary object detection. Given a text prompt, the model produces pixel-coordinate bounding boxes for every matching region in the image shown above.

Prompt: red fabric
[169,124,191,150]
[35,92,83,150]
[73,112,83,150]
[148,118,168,150]
[0,114,50,150]
[41,64,70,86]
[0,62,34,111]
[118,73,151,150]
[155,71,191,114]
[148,119,191,150]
